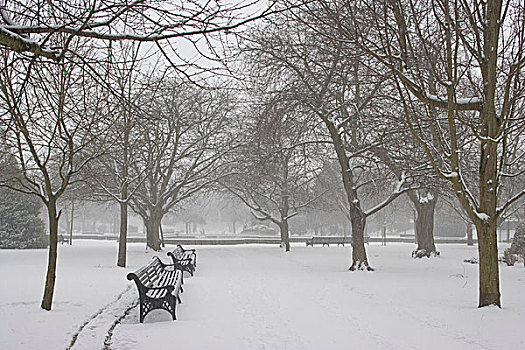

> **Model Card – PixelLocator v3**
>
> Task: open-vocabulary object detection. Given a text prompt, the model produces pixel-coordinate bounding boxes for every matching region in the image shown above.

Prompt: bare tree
[239,13,410,269]
[84,43,162,267]
[223,91,323,251]
[130,80,235,251]
[0,42,114,310]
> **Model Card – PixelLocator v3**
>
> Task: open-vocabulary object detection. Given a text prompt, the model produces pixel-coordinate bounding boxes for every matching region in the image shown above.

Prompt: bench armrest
[168,252,193,262]
[177,244,196,253]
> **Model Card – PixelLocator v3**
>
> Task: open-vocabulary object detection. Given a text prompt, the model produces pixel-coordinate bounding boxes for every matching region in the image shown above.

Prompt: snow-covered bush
[412,249,440,258]
[0,187,46,249]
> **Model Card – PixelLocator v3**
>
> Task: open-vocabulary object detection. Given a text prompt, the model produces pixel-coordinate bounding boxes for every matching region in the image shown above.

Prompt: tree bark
[475,132,501,307]
[279,220,290,252]
[349,206,371,270]
[41,198,59,310]
[475,220,500,307]
[117,200,128,267]
[280,189,291,252]
[408,191,438,257]
[144,210,162,251]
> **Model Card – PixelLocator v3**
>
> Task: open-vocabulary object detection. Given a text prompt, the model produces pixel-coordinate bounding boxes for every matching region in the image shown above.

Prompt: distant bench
[58,234,68,244]
[306,235,370,247]
[127,256,183,323]
[167,244,197,276]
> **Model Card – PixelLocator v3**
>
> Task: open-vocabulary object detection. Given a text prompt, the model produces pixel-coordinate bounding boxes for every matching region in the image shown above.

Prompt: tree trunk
[280,189,291,252]
[475,219,500,307]
[279,220,290,252]
[69,199,74,245]
[159,223,165,248]
[349,206,372,270]
[322,117,371,270]
[466,222,474,246]
[118,118,130,267]
[343,222,349,236]
[41,199,59,310]
[408,191,438,258]
[144,211,162,251]
[117,200,128,267]
[379,210,387,246]
[472,0,502,309]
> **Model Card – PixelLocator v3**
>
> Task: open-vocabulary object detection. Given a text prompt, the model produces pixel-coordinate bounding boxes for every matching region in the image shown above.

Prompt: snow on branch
[497,189,525,217]
[0,1,280,61]
[402,78,483,111]
[364,171,410,217]
[473,211,491,223]
[0,26,59,60]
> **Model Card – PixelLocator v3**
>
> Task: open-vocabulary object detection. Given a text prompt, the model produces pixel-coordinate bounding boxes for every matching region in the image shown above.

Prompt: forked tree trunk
[117,200,128,267]
[41,198,59,311]
[408,191,438,257]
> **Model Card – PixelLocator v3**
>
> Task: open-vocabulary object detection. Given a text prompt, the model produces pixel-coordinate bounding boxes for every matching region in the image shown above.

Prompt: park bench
[58,234,68,244]
[127,256,183,323]
[167,244,197,276]
[305,235,370,247]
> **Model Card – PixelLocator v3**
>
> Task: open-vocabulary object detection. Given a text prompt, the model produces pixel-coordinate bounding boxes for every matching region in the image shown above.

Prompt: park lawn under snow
[0,241,524,350]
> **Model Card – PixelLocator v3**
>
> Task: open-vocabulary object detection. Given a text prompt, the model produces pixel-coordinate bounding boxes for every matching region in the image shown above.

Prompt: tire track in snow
[103,298,138,350]
[67,285,138,350]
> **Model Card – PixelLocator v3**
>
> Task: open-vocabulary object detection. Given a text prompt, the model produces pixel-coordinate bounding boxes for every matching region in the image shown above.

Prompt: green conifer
[0,187,46,249]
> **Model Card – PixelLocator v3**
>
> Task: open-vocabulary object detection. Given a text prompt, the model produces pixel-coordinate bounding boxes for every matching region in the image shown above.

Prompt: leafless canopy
[0,0,277,61]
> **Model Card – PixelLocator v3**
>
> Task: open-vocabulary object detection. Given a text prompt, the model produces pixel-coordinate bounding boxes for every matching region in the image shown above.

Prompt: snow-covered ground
[0,241,523,350]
